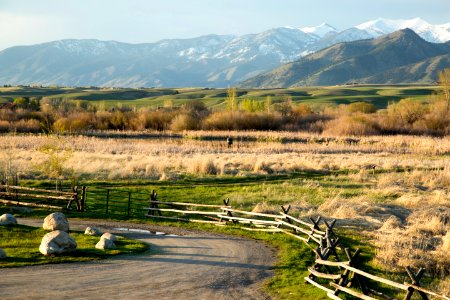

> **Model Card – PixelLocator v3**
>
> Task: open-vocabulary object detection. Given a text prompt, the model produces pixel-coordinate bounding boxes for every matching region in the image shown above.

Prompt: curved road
[1,219,275,300]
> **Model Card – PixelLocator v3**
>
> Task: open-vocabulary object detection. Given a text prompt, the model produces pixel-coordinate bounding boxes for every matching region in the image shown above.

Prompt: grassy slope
[0,85,439,109]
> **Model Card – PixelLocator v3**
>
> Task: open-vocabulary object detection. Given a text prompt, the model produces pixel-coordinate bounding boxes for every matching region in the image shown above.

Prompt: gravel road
[1,219,276,300]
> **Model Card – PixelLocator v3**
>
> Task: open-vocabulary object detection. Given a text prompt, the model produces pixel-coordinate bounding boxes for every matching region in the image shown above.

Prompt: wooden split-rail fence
[145,194,450,300]
[0,184,86,212]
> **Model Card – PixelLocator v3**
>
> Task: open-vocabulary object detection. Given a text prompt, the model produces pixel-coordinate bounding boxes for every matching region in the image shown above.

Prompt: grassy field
[0,224,149,268]
[0,85,439,109]
[1,131,449,298]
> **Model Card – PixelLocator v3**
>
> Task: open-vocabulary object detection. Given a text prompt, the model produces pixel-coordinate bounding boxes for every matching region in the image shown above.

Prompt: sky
[1,0,450,50]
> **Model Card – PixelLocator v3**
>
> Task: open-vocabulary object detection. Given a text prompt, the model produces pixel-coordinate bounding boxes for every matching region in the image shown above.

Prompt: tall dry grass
[0,132,449,180]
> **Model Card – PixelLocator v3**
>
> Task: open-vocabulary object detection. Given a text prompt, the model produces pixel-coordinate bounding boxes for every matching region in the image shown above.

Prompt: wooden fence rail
[144,195,449,300]
[0,184,85,212]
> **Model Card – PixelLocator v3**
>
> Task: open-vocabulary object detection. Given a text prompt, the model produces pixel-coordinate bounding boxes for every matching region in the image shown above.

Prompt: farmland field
[1,130,449,298]
[0,84,439,109]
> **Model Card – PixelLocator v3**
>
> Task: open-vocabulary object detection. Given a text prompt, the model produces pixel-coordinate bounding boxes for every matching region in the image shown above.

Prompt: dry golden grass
[1,132,449,181]
[376,206,450,279]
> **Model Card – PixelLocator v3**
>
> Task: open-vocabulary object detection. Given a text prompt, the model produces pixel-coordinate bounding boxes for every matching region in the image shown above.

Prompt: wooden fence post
[81,186,86,212]
[404,267,428,300]
[148,190,160,216]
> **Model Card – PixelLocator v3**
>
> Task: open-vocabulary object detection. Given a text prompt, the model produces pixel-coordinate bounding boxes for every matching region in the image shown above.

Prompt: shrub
[12,119,41,133]
[202,111,282,131]
[323,115,380,136]
[387,98,427,126]
[347,102,377,114]
[170,114,200,131]
[139,110,175,131]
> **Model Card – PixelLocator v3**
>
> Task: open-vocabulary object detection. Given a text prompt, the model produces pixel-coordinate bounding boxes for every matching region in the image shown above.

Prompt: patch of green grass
[0,85,439,110]
[0,224,148,268]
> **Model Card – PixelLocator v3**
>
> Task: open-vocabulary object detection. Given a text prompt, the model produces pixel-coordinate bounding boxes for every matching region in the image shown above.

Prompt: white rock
[43,212,69,232]
[95,238,116,250]
[100,233,117,242]
[0,248,7,259]
[84,226,102,236]
[39,230,77,255]
[0,213,17,225]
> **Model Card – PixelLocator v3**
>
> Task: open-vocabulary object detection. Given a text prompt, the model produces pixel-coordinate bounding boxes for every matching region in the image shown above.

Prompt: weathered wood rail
[0,184,85,211]
[144,194,450,300]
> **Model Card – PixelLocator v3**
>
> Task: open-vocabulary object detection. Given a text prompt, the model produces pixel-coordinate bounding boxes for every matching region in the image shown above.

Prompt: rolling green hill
[0,85,439,110]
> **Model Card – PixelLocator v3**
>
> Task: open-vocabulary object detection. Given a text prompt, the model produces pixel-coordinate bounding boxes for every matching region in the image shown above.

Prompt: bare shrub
[170,114,199,131]
[323,115,380,136]
[202,111,282,131]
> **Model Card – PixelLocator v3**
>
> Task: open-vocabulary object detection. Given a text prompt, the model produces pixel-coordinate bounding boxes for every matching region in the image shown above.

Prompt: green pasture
[0,85,439,110]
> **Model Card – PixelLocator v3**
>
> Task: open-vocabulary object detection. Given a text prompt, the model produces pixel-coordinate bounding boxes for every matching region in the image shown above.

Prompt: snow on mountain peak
[301,23,338,38]
[356,18,428,35]
[355,17,450,43]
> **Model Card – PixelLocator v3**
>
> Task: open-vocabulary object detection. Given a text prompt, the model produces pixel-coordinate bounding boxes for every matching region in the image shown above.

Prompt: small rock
[84,226,102,236]
[95,238,116,250]
[0,248,7,259]
[100,233,117,242]
[43,212,69,232]
[0,213,17,225]
[39,230,77,255]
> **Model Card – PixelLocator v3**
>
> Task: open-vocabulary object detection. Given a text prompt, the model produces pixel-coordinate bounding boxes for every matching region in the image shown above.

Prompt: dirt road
[1,219,275,300]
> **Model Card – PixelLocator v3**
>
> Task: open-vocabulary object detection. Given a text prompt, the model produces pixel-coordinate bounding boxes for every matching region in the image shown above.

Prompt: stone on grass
[0,213,17,225]
[100,232,117,242]
[95,238,116,250]
[39,230,77,255]
[85,226,102,236]
[0,248,7,259]
[43,212,69,232]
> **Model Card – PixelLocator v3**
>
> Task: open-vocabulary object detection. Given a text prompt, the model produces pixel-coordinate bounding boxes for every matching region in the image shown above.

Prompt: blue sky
[1,0,449,50]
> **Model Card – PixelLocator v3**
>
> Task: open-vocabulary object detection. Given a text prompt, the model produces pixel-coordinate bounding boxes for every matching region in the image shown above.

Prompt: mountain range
[240,29,450,87]
[0,18,449,87]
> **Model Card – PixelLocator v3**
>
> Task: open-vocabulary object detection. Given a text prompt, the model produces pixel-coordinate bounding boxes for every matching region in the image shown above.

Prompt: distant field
[0,85,439,109]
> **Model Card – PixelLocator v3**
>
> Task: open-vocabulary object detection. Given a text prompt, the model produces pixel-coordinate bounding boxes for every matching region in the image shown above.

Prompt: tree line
[1,69,449,136]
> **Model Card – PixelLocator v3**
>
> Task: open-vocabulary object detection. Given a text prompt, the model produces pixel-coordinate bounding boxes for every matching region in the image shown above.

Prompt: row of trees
[1,69,449,135]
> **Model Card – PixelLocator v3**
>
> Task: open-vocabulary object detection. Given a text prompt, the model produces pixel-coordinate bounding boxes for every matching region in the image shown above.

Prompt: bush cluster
[1,93,449,136]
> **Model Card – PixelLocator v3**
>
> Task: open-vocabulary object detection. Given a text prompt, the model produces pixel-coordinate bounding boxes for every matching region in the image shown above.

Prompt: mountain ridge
[240,29,450,88]
[1,18,450,87]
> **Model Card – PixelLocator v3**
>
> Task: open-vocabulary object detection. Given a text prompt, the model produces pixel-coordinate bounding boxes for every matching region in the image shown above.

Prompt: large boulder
[0,248,7,259]
[43,212,69,232]
[39,230,77,255]
[100,233,117,242]
[84,226,102,236]
[0,213,17,225]
[95,238,116,250]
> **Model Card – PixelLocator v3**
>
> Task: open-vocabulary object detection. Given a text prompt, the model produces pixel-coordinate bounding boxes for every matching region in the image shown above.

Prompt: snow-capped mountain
[300,23,338,38]
[355,17,450,43]
[0,17,449,87]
